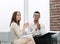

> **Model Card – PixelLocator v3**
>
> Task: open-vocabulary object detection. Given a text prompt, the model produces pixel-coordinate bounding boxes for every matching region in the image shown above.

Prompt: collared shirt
[25,23,45,37]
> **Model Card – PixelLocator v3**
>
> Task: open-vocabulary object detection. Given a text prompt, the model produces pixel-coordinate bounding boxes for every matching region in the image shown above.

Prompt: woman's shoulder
[11,22,17,27]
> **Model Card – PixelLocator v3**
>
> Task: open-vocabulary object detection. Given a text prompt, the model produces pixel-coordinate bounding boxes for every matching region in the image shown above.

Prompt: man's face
[33,13,40,21]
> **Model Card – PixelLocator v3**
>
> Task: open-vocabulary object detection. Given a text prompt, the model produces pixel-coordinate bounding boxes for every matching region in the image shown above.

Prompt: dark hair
[34,11,40,14]
[10,11,20,26]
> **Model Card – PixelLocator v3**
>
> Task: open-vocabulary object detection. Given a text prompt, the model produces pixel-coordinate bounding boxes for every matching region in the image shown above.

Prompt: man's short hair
[34,11,40,14]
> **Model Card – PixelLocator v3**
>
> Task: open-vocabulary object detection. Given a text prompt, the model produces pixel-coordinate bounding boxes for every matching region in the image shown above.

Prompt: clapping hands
[23,23,29,29]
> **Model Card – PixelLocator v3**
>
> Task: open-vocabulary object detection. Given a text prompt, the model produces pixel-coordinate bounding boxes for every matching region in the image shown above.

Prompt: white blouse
[10,22,35,44]
[10,22,23,39]
[10,22,33,39]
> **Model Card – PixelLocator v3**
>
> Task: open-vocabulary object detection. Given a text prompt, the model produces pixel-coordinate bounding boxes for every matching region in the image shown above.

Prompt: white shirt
[25,23,45,36]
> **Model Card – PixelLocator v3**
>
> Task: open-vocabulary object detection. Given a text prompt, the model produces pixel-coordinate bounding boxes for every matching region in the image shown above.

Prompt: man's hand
[36,24,40,30]
[35,24,40,31]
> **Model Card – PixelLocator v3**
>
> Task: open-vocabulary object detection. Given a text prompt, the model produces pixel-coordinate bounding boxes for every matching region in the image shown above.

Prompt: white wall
[0,0,50,32]
[28,0,50,32]
[0,0,24,32]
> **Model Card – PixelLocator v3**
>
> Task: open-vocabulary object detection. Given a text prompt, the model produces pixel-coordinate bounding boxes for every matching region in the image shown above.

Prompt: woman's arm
[11,23,22,38]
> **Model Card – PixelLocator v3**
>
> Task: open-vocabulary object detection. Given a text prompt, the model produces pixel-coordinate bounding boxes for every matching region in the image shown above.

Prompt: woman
[10,11,35,44]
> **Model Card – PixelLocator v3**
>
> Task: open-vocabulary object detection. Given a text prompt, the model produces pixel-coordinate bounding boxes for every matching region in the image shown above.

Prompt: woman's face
[16,12,21,22]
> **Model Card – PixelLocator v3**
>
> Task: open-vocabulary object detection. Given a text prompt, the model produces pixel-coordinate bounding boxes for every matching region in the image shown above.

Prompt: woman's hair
[10,11,20,26]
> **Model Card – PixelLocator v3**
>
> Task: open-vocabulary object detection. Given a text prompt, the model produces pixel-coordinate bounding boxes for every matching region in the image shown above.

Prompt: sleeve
[11,23,22,38]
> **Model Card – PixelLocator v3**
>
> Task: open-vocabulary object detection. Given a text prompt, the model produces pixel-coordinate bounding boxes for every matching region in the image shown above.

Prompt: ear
[39,16,40,18]
[39,15,40,18]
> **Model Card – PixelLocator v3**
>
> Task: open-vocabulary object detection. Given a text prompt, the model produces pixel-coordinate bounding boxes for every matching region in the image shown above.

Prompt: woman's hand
[20,23,29,33]
[23,23,29,29]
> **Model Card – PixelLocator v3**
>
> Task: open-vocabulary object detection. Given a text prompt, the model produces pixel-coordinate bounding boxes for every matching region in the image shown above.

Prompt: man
[25,11,53,44]
[25,11,45,35]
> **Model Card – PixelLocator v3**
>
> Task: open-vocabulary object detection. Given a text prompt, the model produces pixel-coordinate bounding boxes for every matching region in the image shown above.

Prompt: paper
[20,34,33,39]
